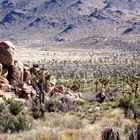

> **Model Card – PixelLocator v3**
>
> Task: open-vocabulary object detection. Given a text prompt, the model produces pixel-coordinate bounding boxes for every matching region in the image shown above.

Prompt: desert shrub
[0,113,32,133]
[31,98,45,119]
[65,117,83,129]
[0,103,5,113]
[59,129,80,140]
[0,114,14,133]
[102,128,120,140]
[117,93,140,119]
[13,114,32,132]
[74,99,85,106]
[9,99,24,116]
[133,98,140,119]
[45,100,62,112]
[118,93,134,109]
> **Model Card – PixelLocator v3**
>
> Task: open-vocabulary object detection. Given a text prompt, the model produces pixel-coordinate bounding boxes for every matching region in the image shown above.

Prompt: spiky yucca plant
[0,114,14,133]
[102,128,120,140]
[9,99,24,116]
[13,114,32,132]
[129,122,140,140]
[0,113,32,133]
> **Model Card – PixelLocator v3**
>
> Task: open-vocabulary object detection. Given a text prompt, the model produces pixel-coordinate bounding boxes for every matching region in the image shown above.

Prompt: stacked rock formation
[0,41,83,104]
[0,41,33,100]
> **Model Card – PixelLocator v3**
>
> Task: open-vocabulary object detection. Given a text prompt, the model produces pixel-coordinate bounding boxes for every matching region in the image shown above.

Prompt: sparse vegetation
[0,50,140,140]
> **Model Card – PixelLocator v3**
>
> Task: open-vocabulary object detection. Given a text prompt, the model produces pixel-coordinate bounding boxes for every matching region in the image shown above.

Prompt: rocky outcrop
[0,41,84,106]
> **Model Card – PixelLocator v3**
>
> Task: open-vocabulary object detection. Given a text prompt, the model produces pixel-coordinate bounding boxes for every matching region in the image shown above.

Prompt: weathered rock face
[54,85,65,94]
[23,66,31,83]
[0,77,13,92]
[0,41,15,66]
[0,89,4,97]
[0,63,2,76]
[2,67,8,78]
[43,74,56,93]
[8,61,24,87]
[2,92,15,101]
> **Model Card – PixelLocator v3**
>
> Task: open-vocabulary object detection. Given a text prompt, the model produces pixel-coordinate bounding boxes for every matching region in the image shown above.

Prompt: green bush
[118,93,134,109]
[31,98,45,119]
[74,99,85,106]
[45,100,62,112]
[0,114,14,133]
[13,114,32,132]
[9,99,24,116]
[0,114,32,133]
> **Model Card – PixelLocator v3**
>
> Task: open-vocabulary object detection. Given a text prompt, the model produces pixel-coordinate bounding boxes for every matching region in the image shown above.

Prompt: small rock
[2,92,15,101]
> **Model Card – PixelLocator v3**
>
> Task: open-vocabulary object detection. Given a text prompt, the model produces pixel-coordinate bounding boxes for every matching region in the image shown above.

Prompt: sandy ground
[16,47,121,63]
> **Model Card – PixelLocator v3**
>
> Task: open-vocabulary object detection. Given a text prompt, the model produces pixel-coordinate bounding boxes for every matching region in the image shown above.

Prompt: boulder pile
[0,41,83,105]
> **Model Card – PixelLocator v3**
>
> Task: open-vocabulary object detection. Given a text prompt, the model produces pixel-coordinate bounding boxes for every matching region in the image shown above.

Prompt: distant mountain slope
[104,0,140,11]
[0,0,140,50]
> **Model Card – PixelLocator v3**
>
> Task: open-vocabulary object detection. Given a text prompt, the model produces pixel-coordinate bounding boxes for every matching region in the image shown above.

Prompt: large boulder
[22,83,36,99]
[15,83,37,99]
[43,73,56,93]
[8,61,24,87]
[0,41,15,66]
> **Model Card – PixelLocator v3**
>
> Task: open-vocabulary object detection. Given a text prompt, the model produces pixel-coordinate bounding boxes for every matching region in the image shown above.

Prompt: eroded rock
[8,61,24,87]
[0,63,2,76]
[0,41,15,66]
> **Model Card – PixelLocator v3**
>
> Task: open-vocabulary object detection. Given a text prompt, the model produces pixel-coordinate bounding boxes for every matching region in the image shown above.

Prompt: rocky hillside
[0,0,140,49]
[104,0,140,11]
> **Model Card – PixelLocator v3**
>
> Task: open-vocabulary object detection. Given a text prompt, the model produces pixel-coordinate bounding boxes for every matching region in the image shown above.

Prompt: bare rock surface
[0,41,15,66]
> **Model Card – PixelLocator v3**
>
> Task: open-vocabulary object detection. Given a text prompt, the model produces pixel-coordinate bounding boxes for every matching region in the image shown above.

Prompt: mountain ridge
[0,0,140,50]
